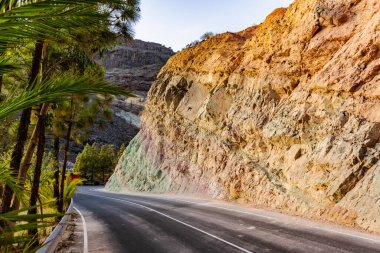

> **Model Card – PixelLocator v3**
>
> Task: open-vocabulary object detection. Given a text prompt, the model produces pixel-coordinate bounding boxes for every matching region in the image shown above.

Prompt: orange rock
[107,0,380,233]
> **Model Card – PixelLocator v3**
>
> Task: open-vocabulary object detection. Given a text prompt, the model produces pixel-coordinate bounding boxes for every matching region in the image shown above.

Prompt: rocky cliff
[86,40,173,149]
[107,0,380,233]
[99,39,174,95]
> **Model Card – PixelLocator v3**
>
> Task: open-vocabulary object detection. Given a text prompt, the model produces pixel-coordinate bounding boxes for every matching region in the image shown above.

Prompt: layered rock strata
[107,0,380,233]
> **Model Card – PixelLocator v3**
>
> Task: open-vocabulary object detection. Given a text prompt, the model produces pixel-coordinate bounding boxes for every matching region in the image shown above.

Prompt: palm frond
[0,57,20,75]
[0,204,64,252]
[0,1,110,51]
[0,164,27,206]
[0,77,134,119]
[63,178,82,208]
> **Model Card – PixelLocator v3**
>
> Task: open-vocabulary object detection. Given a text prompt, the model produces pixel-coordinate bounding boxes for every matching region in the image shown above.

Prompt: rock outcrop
[86,40,173,149]
[107,0,380,233]
[99,39,174,95]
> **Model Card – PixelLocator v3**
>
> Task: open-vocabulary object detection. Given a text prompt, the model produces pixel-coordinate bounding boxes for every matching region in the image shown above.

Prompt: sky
[134,0,293,51]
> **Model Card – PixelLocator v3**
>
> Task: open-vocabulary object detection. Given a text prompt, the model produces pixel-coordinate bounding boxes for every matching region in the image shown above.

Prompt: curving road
[73,187,380,253]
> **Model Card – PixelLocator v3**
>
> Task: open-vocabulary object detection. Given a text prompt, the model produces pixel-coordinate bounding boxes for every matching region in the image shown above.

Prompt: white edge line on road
[169,198,380,244]
[73,206,89,253]
[79,193,253,253]
[96,190,275,220]
[313,227,380,244]
[92,191,380,245]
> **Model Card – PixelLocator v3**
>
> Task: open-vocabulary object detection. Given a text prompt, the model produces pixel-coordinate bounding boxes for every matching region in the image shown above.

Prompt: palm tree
[0,0,140,248]
[1,39,43,214]
[53,136,60,211]
[0,0,140,214]
[58,97,74,213]
[0,164,63,251]
[11,103,49,211]
[27,104,47,246]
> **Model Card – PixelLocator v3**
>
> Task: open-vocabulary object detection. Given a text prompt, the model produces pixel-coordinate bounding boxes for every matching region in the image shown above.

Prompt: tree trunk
[27,109,46,245]
[0,40,44,214]
[0,108,31,213]
[58,121,72,213]
[58,98,74,213]
[37,194,46,236]
[11,103,49,210]
[53,136,60,210]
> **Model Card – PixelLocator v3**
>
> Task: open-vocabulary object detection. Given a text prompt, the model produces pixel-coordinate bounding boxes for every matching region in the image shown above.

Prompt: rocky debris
[55,215,83,253]
[107,0,380,233]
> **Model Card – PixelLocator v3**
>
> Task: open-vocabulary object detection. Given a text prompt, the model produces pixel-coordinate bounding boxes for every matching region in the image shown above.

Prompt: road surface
[73,187,380,253]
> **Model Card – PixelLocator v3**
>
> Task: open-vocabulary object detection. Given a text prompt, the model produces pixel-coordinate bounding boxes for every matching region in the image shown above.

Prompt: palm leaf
[0,1,110,51]
[63,178,82,208]
[0,57,20,75]
[0,203,64,252]
[0,77,134,119]
[0,164,27,206]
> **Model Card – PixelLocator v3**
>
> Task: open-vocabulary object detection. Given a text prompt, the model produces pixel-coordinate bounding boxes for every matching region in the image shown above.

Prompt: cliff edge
[107,0,380,233]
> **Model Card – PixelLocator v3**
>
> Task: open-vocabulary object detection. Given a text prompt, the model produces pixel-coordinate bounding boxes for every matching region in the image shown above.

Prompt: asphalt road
[73,187,380,253]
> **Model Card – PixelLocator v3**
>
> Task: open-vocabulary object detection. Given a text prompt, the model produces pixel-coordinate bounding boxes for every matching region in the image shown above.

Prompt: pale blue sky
[134,0,293,51]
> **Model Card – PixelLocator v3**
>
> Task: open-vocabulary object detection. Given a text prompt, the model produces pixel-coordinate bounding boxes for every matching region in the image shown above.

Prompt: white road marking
[79,192,253,253]
[314,227,380,244]
[140,196,380,245]
[84,191,380,246]
[148,196,276,220]
[74,206,89,253]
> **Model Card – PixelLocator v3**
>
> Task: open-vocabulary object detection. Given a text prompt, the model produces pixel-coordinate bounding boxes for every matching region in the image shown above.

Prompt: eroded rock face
[86,40,173,149]
[107,0,380,233]
[99,39,174,94]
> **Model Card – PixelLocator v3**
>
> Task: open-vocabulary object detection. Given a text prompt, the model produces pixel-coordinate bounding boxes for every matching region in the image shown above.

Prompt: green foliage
[0,151,26,206]
[0,57,20,75]
[200,31,214,41]
[0,117,18,153]
[63,178,82,210]
[51,93,115,145]
[0,77,134,119]
[0,151,78,252]
[74,143,123,183]
[0,0,140,118]
[185,31,215,49]
[29,152,56,203]
[0,0,140,251]
[44,37,107,79]
[0,204,63,253]
[0,0,140,50]
[116,143,126,161]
